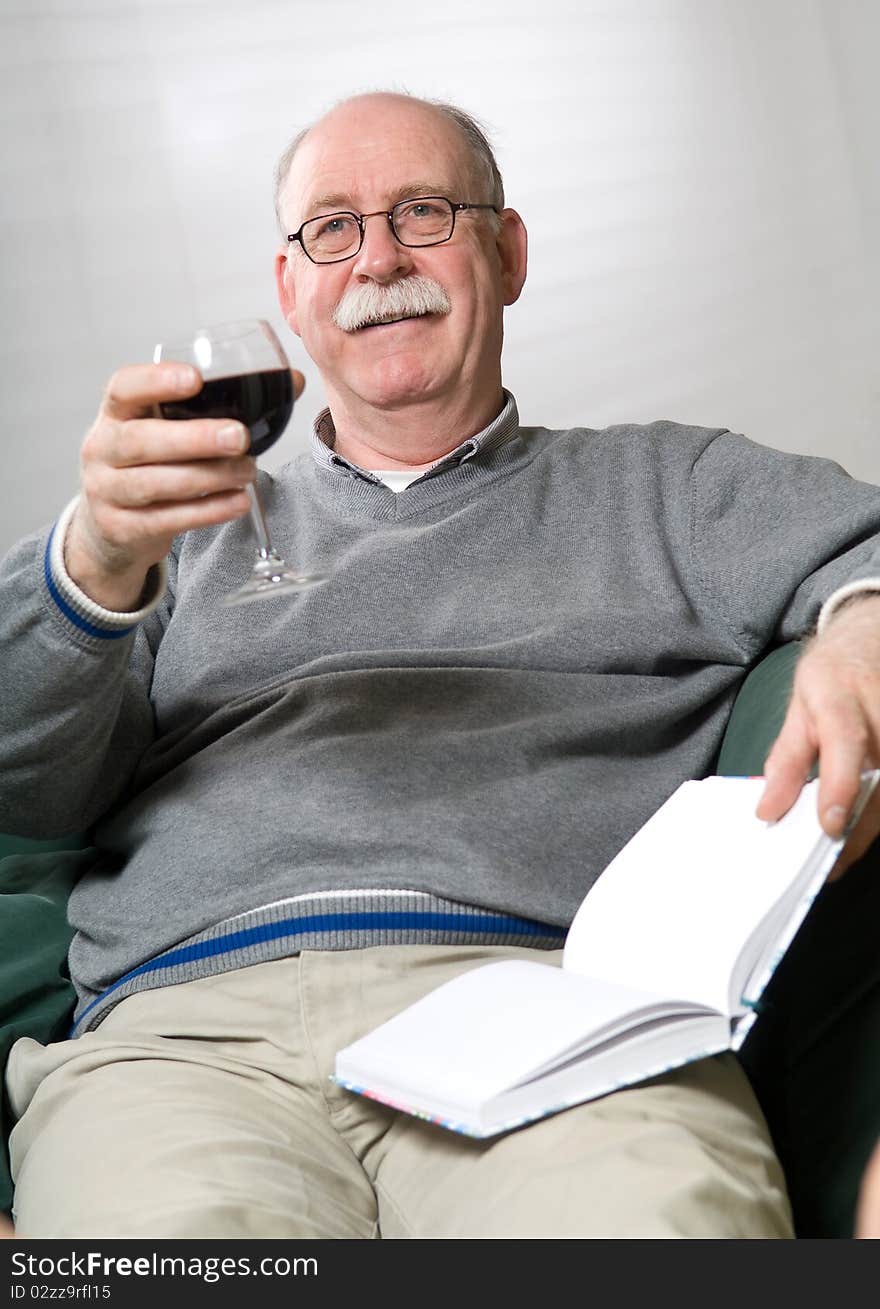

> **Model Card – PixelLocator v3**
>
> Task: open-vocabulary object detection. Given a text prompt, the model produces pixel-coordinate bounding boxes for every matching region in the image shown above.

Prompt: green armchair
[1,641,878,1237]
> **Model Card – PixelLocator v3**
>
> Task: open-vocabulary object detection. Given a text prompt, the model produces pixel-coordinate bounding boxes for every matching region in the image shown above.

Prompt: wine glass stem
[246,481,275,559]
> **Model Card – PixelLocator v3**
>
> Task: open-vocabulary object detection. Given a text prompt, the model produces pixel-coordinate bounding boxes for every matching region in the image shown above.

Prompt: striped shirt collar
[309,388,520,486]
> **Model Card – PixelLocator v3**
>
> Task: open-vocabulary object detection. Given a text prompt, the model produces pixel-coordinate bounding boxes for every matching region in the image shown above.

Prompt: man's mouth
[357,311,433,331]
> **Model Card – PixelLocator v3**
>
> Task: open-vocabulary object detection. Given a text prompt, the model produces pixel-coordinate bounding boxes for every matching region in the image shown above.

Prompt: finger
[826,789,880,880]
[291,368,306,401]
[96,490,253,544]
[101,363,203,421]
[810,698,872,837]
[93,457,258,510]
[755,697,816,821]
[100,418,251,467]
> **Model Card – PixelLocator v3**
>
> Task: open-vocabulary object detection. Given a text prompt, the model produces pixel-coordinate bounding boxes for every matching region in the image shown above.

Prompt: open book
[333,771,879,1138]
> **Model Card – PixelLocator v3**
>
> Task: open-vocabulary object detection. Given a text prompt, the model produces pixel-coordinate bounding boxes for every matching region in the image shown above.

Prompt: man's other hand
[64,364,305,612]
[756,595,880,879]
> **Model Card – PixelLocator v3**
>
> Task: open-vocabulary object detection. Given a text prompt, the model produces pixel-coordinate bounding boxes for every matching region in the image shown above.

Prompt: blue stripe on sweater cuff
[44,524,135,640]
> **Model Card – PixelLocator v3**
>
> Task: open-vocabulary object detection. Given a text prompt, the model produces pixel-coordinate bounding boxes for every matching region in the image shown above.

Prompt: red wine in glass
[154,319,327,605]
[160,369,293,457]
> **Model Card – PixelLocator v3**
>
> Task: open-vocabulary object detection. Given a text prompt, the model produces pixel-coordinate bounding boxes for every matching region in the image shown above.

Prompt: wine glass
[154,318,327,605]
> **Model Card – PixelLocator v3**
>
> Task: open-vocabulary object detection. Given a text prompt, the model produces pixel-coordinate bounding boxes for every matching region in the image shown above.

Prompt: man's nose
[351,213,414,281]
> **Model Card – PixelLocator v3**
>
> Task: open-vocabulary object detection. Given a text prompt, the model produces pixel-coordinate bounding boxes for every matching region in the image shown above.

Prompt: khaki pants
[5,945,793,1238]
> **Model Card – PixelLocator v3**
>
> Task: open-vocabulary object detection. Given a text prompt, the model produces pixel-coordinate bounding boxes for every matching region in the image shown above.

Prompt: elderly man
[2,90,880,1240]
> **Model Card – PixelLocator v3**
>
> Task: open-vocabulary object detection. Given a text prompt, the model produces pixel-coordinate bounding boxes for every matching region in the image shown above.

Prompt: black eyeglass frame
[286,197,500,265]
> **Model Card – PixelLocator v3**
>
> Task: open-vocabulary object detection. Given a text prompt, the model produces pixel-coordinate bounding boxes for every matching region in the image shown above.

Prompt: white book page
[335,959,673,1108]
[563,777,837,1015]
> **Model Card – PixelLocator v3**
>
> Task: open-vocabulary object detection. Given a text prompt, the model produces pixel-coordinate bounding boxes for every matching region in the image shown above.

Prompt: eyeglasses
[286,196,499,265]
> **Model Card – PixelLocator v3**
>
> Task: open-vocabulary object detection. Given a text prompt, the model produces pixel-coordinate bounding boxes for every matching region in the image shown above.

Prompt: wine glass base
[222,559,329,606]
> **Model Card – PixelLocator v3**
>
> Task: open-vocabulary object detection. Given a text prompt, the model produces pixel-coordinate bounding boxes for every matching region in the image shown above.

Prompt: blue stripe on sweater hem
[70,909,566,1033]
[44,525,135,640]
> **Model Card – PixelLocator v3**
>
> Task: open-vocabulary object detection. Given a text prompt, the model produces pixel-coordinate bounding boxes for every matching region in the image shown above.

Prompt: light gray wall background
[2,0,878,555]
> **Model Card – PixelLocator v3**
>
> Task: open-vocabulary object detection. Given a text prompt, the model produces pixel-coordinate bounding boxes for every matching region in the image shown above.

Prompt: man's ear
[274,248,301,337]
[496,209,528,307]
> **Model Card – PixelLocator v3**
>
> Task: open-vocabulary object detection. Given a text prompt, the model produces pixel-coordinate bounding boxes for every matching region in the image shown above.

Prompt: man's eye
[402,201,442,219]
[318,216,348,235]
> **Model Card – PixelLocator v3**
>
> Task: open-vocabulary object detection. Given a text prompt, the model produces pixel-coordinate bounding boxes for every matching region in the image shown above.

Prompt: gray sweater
[2,393,880,1033]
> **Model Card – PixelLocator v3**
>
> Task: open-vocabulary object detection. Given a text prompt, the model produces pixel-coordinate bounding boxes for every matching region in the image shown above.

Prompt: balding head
[274,91,504,235]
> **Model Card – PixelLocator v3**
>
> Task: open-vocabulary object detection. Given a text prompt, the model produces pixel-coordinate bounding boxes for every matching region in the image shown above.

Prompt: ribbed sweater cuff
[816,578,880,634]
[46,496,168,637]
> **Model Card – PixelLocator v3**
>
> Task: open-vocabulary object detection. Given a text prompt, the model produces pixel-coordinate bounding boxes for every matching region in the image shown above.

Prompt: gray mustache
[331,275,451,332]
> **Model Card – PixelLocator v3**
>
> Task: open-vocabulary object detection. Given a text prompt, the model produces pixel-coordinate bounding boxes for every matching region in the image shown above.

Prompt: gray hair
[274,91,505,235]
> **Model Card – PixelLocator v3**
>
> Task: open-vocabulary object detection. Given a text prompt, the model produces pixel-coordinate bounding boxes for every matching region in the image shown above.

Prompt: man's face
[275,96,526,417]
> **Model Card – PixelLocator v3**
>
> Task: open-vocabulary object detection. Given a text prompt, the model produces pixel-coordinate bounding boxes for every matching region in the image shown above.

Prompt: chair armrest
[0,847,87,1218]
[716,642,800,777]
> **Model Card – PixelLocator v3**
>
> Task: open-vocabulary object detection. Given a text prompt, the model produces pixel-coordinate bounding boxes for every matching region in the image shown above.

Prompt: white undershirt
[367,469,426,492]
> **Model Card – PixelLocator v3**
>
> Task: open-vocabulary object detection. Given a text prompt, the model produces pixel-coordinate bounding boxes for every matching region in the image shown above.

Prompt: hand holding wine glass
[156,319,326,604]
[65,323,310,612]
